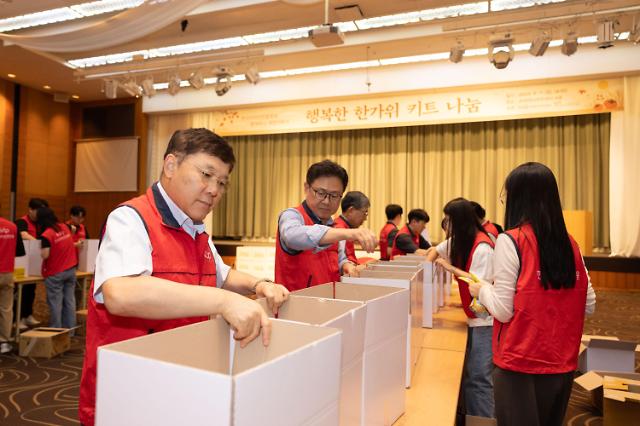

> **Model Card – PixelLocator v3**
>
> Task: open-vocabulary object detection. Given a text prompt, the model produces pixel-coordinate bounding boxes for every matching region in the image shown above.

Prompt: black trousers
[19,284,35,319]
[493,366,574,426]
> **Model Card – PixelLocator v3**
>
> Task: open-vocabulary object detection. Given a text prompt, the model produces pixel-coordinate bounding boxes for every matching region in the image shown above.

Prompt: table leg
[14,283,22,343]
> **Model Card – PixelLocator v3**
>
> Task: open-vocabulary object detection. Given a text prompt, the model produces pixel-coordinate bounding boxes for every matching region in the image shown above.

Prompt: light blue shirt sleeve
[278,208,332,253]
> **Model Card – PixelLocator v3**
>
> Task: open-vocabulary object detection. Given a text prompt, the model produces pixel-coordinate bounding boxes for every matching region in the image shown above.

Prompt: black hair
[503,162,576,290]
[36,207,61,233]
[164,128,236,171]
[408,209,429,223]
[341,191,370,212]
[470,201,486,220]
[28,198,49,210]
[385,204,403,220]
[70,205,86,217]
[443,198,486,270]
[306,159,348,190]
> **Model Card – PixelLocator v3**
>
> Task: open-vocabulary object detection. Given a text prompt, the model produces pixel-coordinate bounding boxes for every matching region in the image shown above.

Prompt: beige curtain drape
[148,113,610,247]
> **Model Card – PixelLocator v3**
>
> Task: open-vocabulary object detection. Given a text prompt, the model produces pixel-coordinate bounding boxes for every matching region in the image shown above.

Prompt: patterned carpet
[0,290,638,425]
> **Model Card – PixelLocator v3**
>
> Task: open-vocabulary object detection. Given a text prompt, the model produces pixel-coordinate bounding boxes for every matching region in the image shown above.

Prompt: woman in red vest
[427,198,495,421]
[37,207,78,329]
[469,162,596,426]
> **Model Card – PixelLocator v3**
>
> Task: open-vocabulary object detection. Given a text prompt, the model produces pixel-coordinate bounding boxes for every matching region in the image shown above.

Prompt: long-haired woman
[36,207,78,329]
[427,197,495,421]
[469,162,596,426]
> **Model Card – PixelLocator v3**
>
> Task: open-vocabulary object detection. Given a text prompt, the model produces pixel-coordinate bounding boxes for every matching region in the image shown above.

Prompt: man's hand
[220,292,272,348]
[342,262,359,277]
[349,228,377,252]
[256,281,289,315]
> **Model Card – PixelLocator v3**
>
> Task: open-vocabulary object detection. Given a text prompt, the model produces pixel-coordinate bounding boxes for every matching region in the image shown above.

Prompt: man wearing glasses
[79,128,289,426]
[275,160,377,291]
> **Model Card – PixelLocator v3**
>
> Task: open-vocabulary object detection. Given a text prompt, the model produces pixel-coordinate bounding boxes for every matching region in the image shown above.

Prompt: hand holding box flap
[96,317,342,426]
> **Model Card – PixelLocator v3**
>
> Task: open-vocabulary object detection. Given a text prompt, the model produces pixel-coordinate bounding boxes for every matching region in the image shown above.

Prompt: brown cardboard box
[575,370,640,413]
[19,327,71,358]
[603,376,640,426]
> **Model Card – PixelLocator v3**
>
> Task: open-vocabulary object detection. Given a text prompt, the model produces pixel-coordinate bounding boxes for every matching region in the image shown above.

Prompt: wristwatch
[251,278,274,294]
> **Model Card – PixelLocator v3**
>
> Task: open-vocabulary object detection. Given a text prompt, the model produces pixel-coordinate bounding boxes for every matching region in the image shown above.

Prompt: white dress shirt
[93,182,230,303]
[436,238,495,327]
[478,233,596,324]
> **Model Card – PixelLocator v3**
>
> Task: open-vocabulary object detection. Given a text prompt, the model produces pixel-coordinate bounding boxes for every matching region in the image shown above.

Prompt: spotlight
[168,73,181,96]
[121,78,143,97]
[140,76,156,97]
[629,24,640,44]
[214,67,234,96]
[529,32,551,56]
[188,70,205,90]
[597,20,615,49]
[561,32,578,56]
[244,66,260,85]
[449,41,465,63]
[104,79,118,99]
[488,34,514,69]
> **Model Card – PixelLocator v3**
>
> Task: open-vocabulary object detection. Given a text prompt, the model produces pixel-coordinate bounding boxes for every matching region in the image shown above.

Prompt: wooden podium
[563,210,593,255]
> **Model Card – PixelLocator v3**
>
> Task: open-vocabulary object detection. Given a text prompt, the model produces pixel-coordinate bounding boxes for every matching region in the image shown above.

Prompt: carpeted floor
[0,290,639,425]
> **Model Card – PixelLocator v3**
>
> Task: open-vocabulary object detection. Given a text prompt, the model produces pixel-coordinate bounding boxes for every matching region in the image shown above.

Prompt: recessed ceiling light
[72,95,80,99]
[43,85,51,89]
[7,73,16,78]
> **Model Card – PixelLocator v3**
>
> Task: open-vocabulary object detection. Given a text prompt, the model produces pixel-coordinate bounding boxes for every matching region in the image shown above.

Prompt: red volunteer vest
[275,203,340,291]
[492,224,588,374]
[483,221,500,240]
[379,222,397,261]
[0,218,18,273]
[41,224,77,277]
[457,232,494,319]
[78,184,217,426]
[334,215,357,264]
[20,214,38,238]
[391,224,418,259]
[67,220,87,243]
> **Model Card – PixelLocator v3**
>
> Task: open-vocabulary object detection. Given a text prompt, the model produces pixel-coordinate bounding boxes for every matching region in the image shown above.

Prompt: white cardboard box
[22,239,42,276]
[78,239,99,272]
[347,269,423,388]
[578,335,639,373]
[96,317,342,426]
[257,295,366,426]
[294,283,409,426]
[13,255,28,278]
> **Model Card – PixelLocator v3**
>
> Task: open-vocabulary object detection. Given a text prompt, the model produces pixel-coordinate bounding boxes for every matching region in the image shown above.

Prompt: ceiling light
[72,95,80,99]
[43,85,51,90]
[214,67,233,96]
[244,66,260,85]
[489,34,515,69]
[188,71,205,89]
[140,76,156,97]
[104,79,118,99]
[529,32,551,56]
[121,78,143,97]
[449,41,465,63]
[561,32,578,56]
[167,73,181,96]
[7,73,16,78]
[597,20,615,49]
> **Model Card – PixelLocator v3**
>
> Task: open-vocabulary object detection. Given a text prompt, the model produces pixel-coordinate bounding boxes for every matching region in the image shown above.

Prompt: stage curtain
[148,113,610,248]
[610,76,640,257]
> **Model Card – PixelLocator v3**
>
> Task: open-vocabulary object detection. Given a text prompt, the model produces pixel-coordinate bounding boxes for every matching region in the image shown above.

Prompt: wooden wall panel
[0,79,13,218]
[15,86,70,221]
[590,270,640,291]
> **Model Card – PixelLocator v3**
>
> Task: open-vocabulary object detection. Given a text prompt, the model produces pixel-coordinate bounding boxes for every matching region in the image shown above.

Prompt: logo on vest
[204,251,213,261]
[536,270,542,281]
[0,227,9,234]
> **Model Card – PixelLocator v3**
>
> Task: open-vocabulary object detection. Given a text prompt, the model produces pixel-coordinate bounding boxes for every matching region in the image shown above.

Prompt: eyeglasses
[311,187,342,202]
[188,161,229,192]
